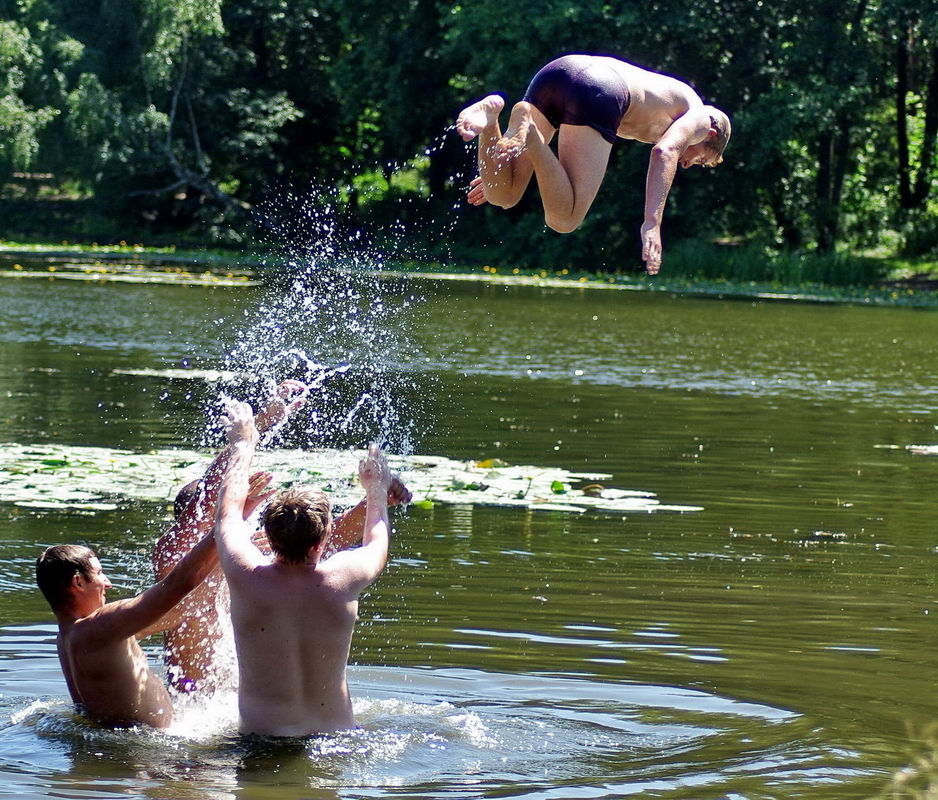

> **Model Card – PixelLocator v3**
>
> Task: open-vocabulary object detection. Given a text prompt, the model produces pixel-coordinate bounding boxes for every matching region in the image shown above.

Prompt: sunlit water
[3,269,938,798]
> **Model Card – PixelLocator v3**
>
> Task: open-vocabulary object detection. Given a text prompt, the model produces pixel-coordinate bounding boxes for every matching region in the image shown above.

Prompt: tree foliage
[0,0,937,265]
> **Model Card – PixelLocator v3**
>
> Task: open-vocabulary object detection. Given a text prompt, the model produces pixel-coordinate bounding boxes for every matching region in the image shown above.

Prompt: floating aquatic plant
[0,443,702,515]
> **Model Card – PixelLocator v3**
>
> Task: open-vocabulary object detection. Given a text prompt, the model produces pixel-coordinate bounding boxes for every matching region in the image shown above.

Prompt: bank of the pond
[2,242,937,308]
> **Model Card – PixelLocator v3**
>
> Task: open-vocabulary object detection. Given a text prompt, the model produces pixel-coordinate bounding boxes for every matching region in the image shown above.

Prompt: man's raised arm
[89,532,219,644]
[325,475,411,556]
[332,444,392,591]
[153,380,307,578]
[213,401,266,575]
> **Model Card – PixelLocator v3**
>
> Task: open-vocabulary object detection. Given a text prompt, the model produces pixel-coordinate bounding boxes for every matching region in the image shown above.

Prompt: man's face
[679,142,718,169]
[77,556,112,607]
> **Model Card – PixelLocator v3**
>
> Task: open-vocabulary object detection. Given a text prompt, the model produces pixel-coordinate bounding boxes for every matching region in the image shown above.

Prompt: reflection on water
[2,275,938,797]
[3,625,857,800]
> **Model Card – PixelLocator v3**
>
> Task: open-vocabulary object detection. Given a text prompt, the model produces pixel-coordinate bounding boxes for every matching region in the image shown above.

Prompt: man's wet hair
[36,544,96,609]
[173,480,201,519]
[261,487,332,564]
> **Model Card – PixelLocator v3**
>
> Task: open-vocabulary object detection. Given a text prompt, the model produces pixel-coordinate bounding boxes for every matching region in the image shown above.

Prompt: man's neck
[56,597,101,626]
[273,551,322,569]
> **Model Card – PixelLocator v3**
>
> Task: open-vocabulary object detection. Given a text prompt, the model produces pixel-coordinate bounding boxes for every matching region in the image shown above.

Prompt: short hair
[261,487,332,564]
[36,545,96,609]
[704,106,732,166]
[173,480,201,519]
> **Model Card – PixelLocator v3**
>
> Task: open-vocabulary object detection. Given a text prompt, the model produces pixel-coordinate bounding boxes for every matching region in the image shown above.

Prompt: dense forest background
[1,0,937,273]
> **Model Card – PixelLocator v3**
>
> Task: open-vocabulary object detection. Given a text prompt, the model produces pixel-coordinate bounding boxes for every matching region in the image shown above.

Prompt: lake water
[2,265,938,799]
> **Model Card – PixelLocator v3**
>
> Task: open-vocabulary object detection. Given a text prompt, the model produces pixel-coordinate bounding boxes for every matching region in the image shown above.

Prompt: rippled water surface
[2,272,938,799]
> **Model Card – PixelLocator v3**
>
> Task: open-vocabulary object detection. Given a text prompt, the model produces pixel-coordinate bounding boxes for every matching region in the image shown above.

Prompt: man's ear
[71,572,85,591]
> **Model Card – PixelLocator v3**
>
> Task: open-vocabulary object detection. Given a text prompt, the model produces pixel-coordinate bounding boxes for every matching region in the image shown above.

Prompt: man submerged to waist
[213,401,395,736]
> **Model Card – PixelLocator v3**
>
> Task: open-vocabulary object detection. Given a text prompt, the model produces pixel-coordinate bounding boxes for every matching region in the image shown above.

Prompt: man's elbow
[651,144,680,166]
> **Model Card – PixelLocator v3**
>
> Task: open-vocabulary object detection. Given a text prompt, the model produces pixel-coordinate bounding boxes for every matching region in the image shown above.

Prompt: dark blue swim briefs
[522,54,631,145]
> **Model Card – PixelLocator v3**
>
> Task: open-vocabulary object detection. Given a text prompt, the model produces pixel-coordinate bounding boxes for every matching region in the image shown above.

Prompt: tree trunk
[897,31,914,208]
[765,162,803,248]
[252,20,269,81]
[912,45,938,206]
[816,130,836,252]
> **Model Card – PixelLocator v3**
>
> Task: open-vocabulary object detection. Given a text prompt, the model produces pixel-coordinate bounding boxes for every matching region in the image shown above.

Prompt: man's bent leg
[475,102,553,209]
[528,123,612,233]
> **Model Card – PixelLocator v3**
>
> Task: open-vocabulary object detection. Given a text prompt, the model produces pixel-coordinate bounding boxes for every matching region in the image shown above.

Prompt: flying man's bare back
[604,58,708,144]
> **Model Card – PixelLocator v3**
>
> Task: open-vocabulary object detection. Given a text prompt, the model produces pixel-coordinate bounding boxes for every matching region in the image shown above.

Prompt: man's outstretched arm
[641,111,711,274]
[326,474,411,556]
[328,444,392,591]
[153,381,306,578]
[213,401,267,576]
[86,531,219,644]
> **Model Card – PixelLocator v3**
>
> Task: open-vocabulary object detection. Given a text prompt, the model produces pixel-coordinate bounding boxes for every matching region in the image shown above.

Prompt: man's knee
[485,189,522,210]
[494,197,522,210]
[545,214,582,234]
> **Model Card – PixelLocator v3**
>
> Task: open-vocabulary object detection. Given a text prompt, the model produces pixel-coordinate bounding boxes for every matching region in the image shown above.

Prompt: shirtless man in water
[214,402,393,736]
[152,379,309,693]
[36,536,217,728]
[455,53,731,274]
[153,380,410,694]
[33,383,312,726]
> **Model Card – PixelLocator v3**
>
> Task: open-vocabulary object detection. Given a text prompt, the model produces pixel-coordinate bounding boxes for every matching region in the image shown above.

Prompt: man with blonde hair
[456,52,731,274]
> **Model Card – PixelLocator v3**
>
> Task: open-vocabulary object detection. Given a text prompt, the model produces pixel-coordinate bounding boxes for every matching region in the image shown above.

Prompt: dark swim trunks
[522,54,631,145]
[172,675,198,694]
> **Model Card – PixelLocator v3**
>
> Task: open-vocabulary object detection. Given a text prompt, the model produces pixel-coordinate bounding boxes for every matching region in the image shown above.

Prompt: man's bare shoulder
[610,59,698,96]
[152,527,188,576]
[63,600,118,643]
[67,606,127,647]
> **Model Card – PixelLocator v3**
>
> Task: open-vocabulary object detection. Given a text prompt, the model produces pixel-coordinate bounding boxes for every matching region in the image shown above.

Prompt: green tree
[0,18,58,179]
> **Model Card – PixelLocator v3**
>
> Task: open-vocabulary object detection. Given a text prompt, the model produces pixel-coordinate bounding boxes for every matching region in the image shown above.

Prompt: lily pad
[0,443,703,516]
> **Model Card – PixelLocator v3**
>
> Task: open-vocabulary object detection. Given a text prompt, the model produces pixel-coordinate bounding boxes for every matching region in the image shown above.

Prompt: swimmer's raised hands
[242,471,275,520]
[358,443,391,496]
[222,400,258,446]
[255,379,309,434]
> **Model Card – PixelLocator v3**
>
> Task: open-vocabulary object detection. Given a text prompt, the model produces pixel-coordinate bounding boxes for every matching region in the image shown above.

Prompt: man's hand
[242,471,275,520]
[466,176,488,207]
[251,528,272,555]
[388,475,412,506]
[359,444,391,495]
[222,401,259,446]
[640,221,662,275]
[255,380,309,434]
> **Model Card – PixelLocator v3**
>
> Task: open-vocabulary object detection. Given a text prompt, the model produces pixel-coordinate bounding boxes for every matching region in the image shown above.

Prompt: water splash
[187,184,438,456]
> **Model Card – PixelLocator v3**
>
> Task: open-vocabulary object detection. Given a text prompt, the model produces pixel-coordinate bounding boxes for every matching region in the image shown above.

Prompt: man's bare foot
[495,101,537,159]
[455,94,504,141]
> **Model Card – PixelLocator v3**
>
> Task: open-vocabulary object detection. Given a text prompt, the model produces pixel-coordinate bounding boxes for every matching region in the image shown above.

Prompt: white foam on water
[167,689,240,741]
[9,698,61,726]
